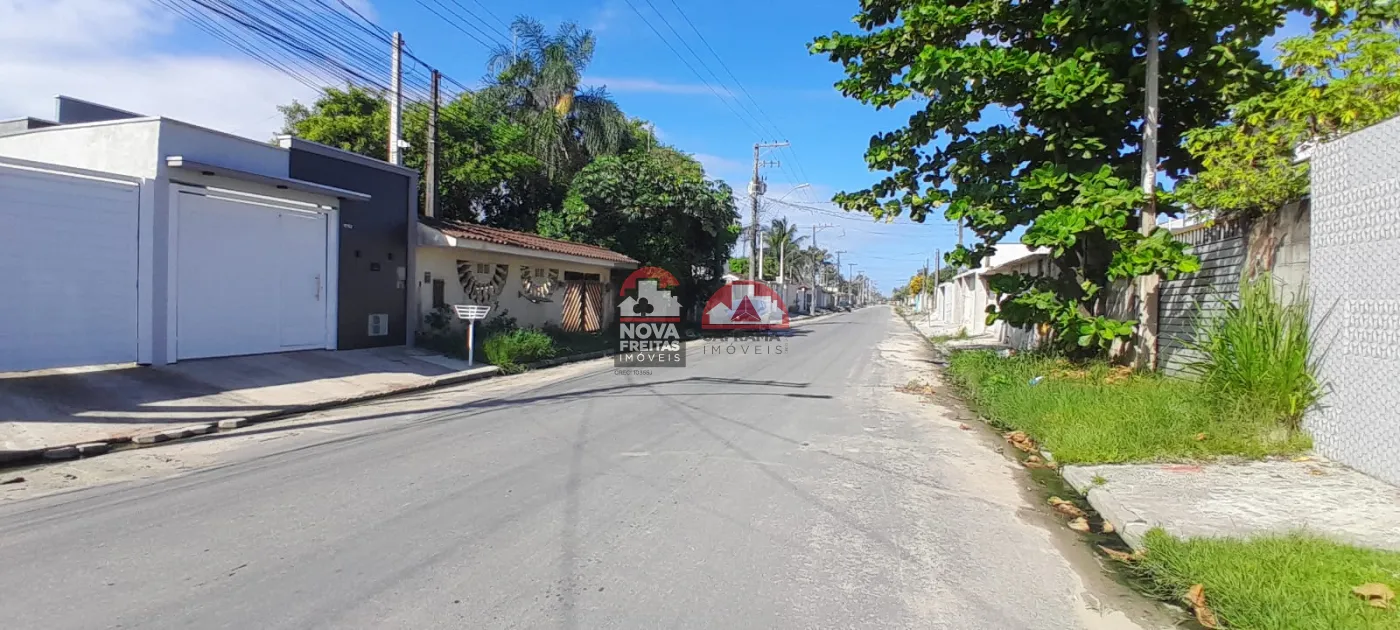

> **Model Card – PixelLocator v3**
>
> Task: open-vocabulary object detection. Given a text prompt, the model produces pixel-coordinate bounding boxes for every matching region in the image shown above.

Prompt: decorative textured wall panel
[1308,115,1400,486]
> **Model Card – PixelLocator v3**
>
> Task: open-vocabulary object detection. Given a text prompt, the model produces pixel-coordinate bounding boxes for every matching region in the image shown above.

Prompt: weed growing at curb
[1136,530,1400,630]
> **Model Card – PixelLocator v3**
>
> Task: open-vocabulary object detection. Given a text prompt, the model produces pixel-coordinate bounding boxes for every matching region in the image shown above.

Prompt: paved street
[0,307,1167,629]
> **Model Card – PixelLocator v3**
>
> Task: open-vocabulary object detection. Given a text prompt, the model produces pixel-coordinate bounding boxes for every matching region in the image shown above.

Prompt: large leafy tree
[1176,1,1400,216]
[484,18,628,180]
[538,146,740,320]
[810,0,1310,353]
[279,86,555,228]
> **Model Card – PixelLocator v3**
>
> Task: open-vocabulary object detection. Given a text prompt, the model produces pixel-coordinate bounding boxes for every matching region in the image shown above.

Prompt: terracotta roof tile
[423,218,638,265]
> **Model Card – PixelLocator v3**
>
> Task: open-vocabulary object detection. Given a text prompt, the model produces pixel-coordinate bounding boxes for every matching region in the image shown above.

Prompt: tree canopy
[1175,2,1400,216]
[276,19,738,305]
[279,86,553,228]
[537,144,739,318]
[810,0,1318,352]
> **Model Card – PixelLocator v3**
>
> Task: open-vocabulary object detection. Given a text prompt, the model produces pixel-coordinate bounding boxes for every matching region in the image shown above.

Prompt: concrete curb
[1062,465,1155,551]
[0,348,617,471]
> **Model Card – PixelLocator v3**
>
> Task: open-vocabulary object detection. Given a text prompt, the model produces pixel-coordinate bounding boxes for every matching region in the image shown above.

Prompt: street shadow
[0,348,465,427]
[178,375,830,446]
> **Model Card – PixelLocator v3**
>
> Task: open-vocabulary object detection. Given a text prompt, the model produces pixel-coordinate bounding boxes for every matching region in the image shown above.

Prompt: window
[476,263,489,275]
[432,279,445,308]
[534,268,545,277]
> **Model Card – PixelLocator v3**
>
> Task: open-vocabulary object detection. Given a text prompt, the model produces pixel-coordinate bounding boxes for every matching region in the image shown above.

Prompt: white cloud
[692,152,745,177]
[0,0,325,141]
[588,76,731,97]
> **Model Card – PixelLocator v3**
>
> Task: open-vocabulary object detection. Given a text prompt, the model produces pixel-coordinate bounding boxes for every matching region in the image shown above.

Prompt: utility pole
[1136,4,1161,369]
[757,228,765,281]
[809,224,833,314]
[424,69,440,218]
[930,248,940,323]
[778,238,785,284]
[847,262,856,307]
[388,32,404,165]
[834,250,846,307]
[747,141,788,281]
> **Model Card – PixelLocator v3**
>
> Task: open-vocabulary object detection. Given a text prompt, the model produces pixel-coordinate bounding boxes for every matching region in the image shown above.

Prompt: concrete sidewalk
[1,347,498,457]
[1063,459,1400,552]
[903,313,1008,352]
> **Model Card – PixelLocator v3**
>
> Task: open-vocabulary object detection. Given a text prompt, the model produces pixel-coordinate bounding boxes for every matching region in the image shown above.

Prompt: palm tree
[484,18,627,178]
[763,217,806,280]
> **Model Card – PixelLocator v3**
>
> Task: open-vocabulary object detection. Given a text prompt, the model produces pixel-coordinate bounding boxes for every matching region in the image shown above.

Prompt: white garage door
[0,163,140,372]
[175,190,329,360]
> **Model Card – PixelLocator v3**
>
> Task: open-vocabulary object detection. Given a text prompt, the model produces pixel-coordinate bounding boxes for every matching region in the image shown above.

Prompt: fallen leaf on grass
[1194,432,1208,442]
[1186,584,1221,628]
[1005,431,1038,453]
[1049,497,1087,519]
[1097,545,1139,563]
[1067,517,1091,533]
[1100,521,1115,534]
[1352,583,1395,609]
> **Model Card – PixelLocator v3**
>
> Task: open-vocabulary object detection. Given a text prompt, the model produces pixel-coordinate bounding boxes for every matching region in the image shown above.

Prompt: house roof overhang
[165,156,372,203]
[418,222,639,269]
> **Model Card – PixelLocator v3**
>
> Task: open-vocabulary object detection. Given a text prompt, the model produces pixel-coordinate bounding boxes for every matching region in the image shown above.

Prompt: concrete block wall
[1308,114,1400,486]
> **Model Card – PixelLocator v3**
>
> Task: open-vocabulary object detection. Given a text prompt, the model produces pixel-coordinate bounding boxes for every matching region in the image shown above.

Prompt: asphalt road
[0,307,1164,629]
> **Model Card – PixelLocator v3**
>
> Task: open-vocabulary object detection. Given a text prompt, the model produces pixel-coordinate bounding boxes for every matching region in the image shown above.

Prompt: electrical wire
[413,0,507,51]
[617,0,770,140]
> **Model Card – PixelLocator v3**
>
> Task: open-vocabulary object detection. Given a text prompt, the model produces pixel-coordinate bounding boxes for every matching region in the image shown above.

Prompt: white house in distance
[934,244,1049,343]
[416,218,638,333]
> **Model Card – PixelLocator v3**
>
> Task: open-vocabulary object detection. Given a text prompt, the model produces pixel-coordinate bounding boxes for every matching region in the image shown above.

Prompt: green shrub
[483,329,557,373]
[1186,274,1320,429]
[946,350,1310,463]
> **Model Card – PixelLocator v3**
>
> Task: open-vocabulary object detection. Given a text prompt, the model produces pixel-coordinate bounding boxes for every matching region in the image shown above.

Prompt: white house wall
[158,120,290,179]
[0,118,163,178]
[0,118,338,366]
[417,247,618,330]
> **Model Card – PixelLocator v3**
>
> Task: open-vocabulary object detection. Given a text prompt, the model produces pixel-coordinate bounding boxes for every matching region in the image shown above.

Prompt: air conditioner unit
[367,313,388,337]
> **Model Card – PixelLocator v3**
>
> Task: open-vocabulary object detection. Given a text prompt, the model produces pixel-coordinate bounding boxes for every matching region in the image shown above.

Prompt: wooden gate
[561,281,606,333]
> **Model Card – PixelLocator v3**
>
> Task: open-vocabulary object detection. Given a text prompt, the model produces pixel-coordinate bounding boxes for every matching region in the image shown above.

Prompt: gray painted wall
[286,146,412,350]
[1158,223,1248,377]
[1308,114,1400,486]
[1157,201,1311,378]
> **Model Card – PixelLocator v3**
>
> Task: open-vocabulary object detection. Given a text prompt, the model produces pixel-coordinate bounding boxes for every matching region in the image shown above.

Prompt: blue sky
[0,1,1314,293]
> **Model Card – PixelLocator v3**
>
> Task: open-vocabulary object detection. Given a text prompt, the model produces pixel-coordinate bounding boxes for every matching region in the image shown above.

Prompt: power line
[441,0,511,42]
[657,2,819,202]
[460,0,510,31]
[413,0,508,50]
[617,0,770,140]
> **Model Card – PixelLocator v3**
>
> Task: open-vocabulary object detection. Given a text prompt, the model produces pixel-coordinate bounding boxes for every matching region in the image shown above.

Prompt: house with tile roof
[416,218,639,333]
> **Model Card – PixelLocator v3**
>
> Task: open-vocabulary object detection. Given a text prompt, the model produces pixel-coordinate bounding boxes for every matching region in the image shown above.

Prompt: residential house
[416,219,639,333]
[0,96,414,372]
[935,244,1049,345]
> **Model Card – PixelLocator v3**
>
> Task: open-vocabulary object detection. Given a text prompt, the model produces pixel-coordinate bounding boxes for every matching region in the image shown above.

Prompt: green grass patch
[1138,530,1400,629]
[483,329,557,373]
[945,350,1310,463]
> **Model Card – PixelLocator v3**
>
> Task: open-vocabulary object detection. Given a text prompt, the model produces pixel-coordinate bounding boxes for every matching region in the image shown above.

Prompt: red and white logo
[702,280,789,330]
